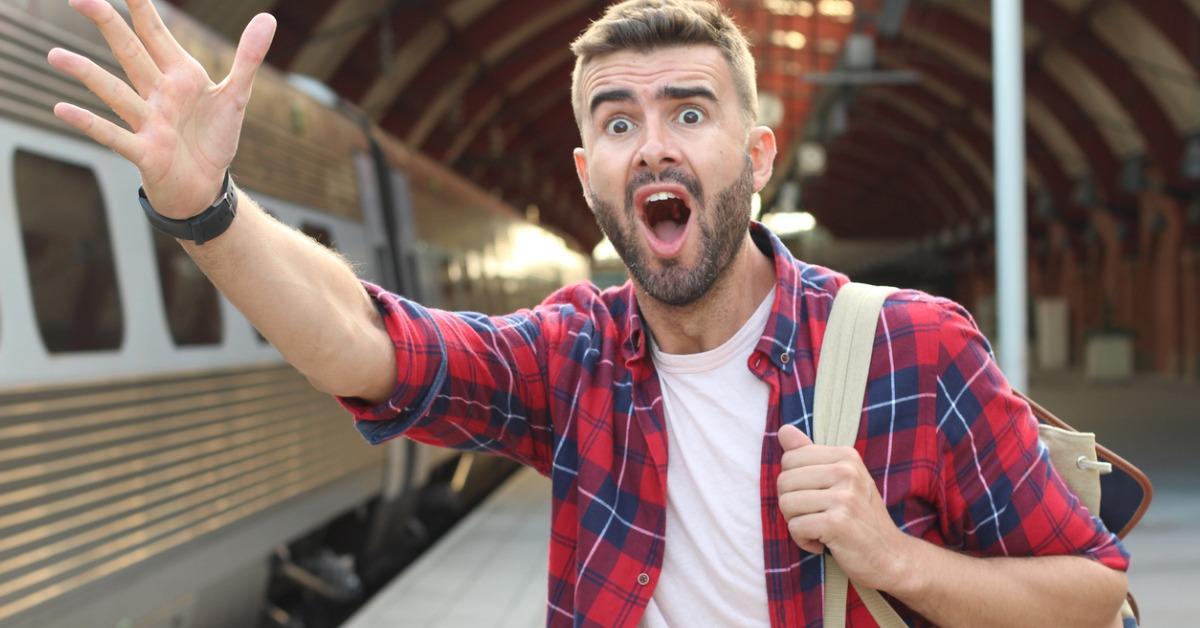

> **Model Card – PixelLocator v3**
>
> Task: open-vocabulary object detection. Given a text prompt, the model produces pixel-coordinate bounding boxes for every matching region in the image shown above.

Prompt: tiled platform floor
[344,372,1199,627]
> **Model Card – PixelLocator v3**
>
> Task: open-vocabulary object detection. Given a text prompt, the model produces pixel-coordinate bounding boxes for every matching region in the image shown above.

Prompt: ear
[746,126,777,192]
[573,147,594,209]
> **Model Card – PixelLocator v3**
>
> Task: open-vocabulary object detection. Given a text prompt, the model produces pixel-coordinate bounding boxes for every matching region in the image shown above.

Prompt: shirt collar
[620,222,828,372]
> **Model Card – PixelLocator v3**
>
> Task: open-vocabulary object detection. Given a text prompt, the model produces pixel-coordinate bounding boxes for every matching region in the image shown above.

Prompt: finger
[222,13,277,107]
[48,48,148,129]
[778,489,835,519]
[54,102,145,165]
[786,516,826,555]
[781,443,858,471]
[69,0,162,96]
[125,0,190,69]
[777,464,843,494]
[778,424,812,451]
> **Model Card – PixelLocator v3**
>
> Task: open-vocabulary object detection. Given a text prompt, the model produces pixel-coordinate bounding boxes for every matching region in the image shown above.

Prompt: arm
[888,535,1127,628]
[48,0,392,401]
[777,299,1130,626]
[776,427,1127,627]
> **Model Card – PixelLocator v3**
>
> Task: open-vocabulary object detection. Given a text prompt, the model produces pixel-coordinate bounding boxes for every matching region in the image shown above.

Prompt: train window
[14,150,123,352]
[152,231,222,345]
[301,223,336,249]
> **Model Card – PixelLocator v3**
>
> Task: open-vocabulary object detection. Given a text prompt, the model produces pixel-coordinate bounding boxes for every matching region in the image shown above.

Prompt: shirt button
[637,572,650,586]
[779,352,790,364]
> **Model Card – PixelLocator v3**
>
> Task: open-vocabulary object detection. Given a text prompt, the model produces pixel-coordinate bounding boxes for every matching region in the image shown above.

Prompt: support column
[993,0,1028,389]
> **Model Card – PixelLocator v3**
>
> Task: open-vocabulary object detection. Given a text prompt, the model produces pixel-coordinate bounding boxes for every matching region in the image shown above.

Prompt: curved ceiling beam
[909,3,1125,199]
[288,0,395,81]
[850,95,991,218]
[811,144,959,237]
[807,164,942,238]
[871,53,1071,213]
[388,0,596,146]
[262,0,341,69]
[173,0,280,40]
[828,118,986,227]
[821,125,961,224]
[1088,2,1200,138]
[358,0,509,117]
[326,5,439,103]
[1025,0,1184,181]
[1137,0,1200,76]
[875,49,1068,201]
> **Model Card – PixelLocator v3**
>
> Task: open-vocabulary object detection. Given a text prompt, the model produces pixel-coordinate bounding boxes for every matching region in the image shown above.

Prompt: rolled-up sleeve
[933,302,1130,571]
[337,281,566,474]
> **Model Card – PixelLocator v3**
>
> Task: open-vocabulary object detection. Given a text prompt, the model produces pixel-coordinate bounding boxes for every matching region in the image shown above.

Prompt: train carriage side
[0,4,391,627]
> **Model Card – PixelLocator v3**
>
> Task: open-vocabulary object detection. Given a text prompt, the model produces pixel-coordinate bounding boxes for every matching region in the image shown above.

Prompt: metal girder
[1136,0,1200,76]
[811,146,955,237]
[326,5,434,102]
[1025,0,1184,182]
[910,3,1124,200]
[288,0,396,81]
[851,95,991,217]
[807,164,939,238]
[822,127,951,222]
[871,58,1072,216]
[262,0,342,69]
[384,0,597,145]
[826,121,979,229]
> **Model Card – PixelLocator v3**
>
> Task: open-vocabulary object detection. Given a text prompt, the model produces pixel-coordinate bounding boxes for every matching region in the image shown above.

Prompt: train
[0,2,590,627]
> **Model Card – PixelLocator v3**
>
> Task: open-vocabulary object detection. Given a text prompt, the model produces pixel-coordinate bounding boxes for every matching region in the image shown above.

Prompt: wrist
[882,530,929,600]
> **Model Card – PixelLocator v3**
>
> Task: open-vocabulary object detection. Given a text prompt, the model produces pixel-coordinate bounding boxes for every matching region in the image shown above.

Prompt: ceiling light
[763,211,817,236]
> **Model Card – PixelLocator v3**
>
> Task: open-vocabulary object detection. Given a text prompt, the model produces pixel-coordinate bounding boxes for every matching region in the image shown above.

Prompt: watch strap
[139,171,238,245]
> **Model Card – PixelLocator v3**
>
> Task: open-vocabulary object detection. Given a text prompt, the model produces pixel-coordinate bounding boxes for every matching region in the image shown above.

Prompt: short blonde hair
[570,0,758,128]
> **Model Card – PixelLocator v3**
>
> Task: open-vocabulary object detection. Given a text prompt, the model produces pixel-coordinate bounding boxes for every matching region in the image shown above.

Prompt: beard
[590,155,754,307]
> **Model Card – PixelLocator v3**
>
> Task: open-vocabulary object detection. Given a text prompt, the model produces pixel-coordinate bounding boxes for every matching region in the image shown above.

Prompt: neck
[637,232,776,354]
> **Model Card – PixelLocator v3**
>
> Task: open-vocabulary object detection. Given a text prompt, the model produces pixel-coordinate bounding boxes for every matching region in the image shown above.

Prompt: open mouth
[636,187,694,256]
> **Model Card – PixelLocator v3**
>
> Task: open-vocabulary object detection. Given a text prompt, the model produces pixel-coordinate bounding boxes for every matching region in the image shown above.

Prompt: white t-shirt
[640,292,775,627]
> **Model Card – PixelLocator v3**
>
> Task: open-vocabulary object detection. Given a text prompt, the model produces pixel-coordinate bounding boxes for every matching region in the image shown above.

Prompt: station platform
[344,372,1199,627]
[343,467,551,627]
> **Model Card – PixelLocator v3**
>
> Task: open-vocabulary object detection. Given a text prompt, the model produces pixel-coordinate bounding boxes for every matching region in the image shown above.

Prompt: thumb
[778,424,813,451]
[225,13,277,100]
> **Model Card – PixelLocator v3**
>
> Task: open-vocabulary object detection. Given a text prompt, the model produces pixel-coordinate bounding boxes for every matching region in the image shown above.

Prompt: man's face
[573,45,776,306]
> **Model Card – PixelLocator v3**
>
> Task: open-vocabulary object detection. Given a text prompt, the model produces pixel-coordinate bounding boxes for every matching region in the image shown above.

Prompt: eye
[605,117,635,135]
[676,107,705,125]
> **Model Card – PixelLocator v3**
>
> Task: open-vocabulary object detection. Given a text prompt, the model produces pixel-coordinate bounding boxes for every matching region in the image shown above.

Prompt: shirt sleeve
[336,281,570,475]
[932,301,1130,571]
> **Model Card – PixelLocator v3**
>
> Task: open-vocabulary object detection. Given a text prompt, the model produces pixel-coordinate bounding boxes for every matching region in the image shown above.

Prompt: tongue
[652,219,686,243]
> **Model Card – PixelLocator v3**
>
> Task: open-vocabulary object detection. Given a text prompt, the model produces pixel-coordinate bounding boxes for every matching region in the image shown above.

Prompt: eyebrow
[658,85,717,103]
[588,85,718,116]
[589,88,635,115]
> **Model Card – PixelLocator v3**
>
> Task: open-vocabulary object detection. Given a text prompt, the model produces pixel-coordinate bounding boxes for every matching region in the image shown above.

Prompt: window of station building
[152,230,221,346]
[14,150,123,352]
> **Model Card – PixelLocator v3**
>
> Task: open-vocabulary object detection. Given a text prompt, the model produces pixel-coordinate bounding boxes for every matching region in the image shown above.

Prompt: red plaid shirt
[340,224,1129,627]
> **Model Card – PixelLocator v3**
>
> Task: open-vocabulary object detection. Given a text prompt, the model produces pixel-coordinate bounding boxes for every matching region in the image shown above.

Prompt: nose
[635,116,680,175]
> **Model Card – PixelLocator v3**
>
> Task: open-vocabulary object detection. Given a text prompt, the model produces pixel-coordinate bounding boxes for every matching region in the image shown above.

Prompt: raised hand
[776,424,912,593]
[47,0,276,219]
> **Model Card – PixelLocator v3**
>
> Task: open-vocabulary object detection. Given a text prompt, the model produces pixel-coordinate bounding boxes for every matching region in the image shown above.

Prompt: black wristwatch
[139,171,238,245]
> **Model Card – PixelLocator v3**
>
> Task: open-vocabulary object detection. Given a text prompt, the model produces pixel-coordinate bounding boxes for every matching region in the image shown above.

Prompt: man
[49,0,1129,625]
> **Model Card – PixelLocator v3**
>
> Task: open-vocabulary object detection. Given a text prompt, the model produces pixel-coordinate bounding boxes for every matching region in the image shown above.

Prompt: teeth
[646,191,679,203]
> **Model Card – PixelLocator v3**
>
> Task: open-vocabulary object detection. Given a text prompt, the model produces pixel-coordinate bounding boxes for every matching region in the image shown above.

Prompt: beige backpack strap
[813,282,906,628]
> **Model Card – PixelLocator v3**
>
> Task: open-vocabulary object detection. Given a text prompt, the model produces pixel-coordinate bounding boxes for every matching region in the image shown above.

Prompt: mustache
[623,168,704,212]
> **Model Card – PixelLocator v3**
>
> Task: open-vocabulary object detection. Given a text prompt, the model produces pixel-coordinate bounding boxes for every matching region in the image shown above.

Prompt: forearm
[887,534,1127,628]
[182,188,395,401]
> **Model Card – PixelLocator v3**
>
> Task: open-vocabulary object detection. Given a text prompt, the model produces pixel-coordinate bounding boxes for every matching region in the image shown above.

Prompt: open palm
[47,0,276,219]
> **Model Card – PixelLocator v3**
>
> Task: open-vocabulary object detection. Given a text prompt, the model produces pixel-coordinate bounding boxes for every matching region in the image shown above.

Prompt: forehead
[578,45,732,110]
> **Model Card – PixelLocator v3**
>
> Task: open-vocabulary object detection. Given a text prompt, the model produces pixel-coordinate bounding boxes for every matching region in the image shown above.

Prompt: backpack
[812,283,1152,627]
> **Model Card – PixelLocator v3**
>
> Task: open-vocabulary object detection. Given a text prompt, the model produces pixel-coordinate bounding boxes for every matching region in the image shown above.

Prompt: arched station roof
[165,0,1200,251]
